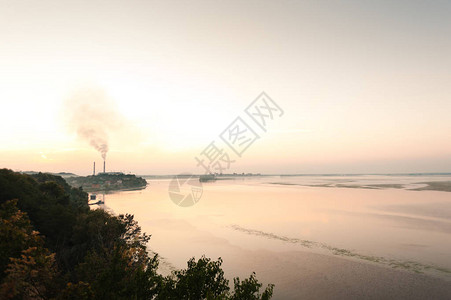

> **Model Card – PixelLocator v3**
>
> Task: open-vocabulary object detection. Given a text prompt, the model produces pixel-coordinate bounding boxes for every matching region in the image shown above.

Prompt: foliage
[0,199,59,299]
[0,246,58,299]
[157,256,229,299]
[231,273,274,300]
[158,256,274,300]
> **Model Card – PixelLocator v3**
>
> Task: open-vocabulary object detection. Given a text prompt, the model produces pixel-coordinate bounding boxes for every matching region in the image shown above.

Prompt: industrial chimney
[103,160,106,173]
[93,162,96,176]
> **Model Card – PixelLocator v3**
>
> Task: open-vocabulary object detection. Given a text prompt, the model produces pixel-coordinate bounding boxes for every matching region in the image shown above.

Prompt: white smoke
[64,87,124,160]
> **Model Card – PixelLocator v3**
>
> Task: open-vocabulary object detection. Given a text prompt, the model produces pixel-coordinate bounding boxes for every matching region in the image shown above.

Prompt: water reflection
[101,175,451,289]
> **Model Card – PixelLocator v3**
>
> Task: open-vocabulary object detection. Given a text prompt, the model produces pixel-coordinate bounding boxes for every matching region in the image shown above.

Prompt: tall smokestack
[103,160,106,173]
[93,162,96,176]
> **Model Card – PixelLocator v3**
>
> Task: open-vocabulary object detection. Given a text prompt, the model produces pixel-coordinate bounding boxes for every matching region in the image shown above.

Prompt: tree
[158,256,274,300]
[70,212,160,299]
[158,256,229,300]
[0,199,60,299]
[0,200,40,281]
[0,246,58,299]
[231,273,274,300]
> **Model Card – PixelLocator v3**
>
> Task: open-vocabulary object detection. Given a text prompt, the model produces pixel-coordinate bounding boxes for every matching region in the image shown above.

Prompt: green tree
[70,211,160,299]
[158,256,274,300]
[231,273,274,300]
[158,256,229,300]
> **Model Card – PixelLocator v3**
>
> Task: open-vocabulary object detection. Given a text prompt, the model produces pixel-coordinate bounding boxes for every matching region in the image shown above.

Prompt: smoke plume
[64,87,124,160]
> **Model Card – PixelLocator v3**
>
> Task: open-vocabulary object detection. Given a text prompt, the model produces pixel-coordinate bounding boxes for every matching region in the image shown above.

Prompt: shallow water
[97,175,451,295]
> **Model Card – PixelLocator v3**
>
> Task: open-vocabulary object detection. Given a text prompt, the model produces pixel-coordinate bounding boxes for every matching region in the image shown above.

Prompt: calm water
[97,175,451,296]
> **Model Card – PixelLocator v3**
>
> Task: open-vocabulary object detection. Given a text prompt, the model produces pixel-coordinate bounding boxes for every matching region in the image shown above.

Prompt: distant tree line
[0,169,274,299]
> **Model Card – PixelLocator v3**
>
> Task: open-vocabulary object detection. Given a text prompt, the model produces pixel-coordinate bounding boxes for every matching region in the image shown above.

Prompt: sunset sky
[1,0,450,175]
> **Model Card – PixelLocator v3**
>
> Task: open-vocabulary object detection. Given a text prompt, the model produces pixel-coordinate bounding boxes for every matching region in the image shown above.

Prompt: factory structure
[92,161,109,175]
[90,160,125,188]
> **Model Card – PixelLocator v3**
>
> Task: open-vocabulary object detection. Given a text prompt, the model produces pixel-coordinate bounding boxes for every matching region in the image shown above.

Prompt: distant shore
[269,181,451,192]
[65,173,147,192]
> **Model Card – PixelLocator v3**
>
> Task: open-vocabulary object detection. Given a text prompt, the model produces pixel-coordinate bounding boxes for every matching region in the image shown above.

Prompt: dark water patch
[413,181,451,192]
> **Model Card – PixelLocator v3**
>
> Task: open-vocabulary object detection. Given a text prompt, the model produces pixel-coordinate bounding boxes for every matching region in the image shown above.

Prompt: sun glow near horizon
[1,0,451,175]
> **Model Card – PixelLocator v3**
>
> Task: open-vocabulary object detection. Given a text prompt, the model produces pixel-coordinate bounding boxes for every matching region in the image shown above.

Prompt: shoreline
[85,185,147,193]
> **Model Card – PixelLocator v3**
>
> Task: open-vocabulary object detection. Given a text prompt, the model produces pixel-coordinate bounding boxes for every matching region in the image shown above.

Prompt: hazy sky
[1,0,450,175]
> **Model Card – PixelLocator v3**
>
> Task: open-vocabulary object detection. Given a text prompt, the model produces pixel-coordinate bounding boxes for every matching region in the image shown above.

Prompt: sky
[0,0,450,175]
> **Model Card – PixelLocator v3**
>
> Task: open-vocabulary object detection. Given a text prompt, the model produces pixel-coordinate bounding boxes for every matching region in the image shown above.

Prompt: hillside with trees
[0,169,273,299]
